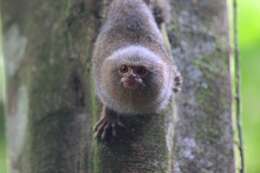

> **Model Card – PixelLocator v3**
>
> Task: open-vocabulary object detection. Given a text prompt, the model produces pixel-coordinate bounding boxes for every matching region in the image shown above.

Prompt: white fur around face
[107,45,165,66]
[97,45,173,114]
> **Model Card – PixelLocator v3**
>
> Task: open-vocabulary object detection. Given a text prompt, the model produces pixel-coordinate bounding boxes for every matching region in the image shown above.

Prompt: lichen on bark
[169,0,235,172]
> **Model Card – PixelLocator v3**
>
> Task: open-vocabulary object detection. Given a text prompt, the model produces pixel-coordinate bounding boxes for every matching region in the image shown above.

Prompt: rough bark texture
[1,0,100,172]
[1,0,174,172]
[1,0,235,173]
[168,0,235,173]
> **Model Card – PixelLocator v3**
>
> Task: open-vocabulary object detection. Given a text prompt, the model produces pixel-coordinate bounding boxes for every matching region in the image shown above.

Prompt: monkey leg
[94,106,125,140]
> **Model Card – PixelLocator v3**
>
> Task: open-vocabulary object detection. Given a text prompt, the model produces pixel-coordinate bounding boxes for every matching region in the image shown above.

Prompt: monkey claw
[94,110,125,140]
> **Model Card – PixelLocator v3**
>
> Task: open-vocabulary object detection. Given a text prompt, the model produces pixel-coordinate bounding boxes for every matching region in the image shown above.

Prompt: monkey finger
[101,123,110,140]
[174,76,181,82]
[112,128,117,137]
[173,87,180,93]
[94,118,105,131]
[94,126,103,139]
[95,121,108,138]
[111,123,117,137]
[94,131,100,139]
[117,120,126,128]
[174,78,182,86]
[175,82,182,87]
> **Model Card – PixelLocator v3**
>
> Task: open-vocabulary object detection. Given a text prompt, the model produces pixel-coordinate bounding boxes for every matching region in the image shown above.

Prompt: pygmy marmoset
[92,0,182,139]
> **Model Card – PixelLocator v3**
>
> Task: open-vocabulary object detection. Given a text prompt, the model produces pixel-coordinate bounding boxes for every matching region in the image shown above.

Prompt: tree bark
[1,0,235,173]
[1,0,100,172]
[168,0,235,173]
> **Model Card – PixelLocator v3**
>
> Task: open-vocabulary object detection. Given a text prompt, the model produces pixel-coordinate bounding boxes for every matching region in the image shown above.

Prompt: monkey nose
[129,71,136,77]
[129,74,137,80]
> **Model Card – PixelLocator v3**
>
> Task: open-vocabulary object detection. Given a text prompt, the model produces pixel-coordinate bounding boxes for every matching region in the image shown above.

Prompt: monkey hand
[173,72,183,93]
[94,107,125,140]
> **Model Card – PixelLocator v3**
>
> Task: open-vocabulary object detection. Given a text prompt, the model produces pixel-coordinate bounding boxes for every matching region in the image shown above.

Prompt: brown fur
[92,0,178,115]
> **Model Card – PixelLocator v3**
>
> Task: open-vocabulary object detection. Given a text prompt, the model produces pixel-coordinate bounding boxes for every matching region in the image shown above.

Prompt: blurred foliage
[0,12,6,173]
[238,0,260,173]
[0,0,259,173]
[0,103,6,173]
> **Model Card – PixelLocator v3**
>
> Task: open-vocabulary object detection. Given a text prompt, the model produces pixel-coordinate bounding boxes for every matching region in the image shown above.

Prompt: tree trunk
[1,0,235,173]
[1,0,100,172]
[169,0,235,173]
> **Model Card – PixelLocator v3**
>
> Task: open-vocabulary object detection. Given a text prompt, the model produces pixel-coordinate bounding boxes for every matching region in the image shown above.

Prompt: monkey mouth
[121,77,142,90]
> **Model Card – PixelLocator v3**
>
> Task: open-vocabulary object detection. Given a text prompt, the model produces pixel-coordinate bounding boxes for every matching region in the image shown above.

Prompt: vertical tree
[1,0,235,173]
[169,1,235,172]
[1,0,100,172]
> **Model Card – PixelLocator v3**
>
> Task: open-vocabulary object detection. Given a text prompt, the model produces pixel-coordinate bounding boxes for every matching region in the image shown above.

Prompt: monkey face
[119,64,148,90]
[97,46,174,114]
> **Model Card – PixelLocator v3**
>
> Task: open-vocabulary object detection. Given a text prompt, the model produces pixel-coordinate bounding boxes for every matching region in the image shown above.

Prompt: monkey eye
[119,64,129,74]
[134,66,148,77]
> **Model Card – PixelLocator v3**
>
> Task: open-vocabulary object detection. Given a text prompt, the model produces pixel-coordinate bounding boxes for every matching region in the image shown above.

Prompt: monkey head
[97,45,173,114]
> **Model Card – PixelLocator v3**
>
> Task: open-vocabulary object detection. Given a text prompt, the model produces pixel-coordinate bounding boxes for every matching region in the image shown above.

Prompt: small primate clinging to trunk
[92,0,182,140]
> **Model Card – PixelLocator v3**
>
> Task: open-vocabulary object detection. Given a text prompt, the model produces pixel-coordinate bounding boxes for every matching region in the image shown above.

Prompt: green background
[239,0,260,172]
[0,0,259,172]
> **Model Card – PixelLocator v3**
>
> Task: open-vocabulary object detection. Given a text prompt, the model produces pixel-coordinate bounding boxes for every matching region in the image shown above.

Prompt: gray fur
[92,0,177,115]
